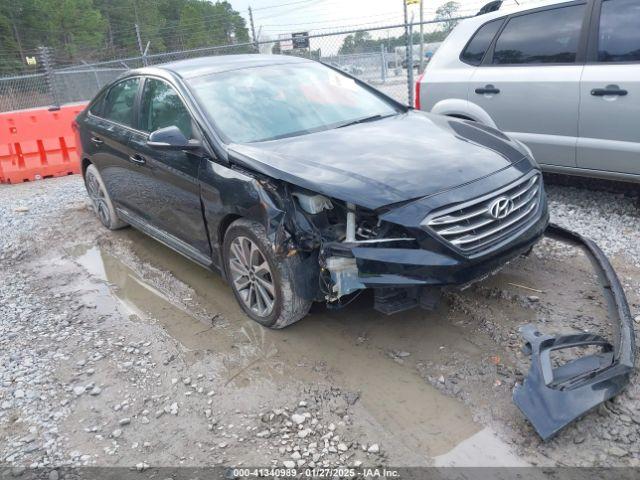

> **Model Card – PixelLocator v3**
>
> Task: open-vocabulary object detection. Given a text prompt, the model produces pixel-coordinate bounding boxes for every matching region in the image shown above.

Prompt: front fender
[431,98,498,128]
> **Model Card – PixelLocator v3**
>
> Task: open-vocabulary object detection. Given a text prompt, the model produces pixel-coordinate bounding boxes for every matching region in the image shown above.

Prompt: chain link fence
[0,18,459,113]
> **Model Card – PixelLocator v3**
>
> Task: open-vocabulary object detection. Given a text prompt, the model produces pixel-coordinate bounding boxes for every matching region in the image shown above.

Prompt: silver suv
[417,0,640,183]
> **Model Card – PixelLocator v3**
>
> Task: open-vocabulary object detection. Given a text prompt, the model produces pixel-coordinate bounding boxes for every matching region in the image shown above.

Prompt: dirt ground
[1,176,639,471]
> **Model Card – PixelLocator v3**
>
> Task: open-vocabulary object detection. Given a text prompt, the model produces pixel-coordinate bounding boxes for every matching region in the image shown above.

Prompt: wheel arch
[218,213,243,246]
[81,157,92,178]
[431,98,497,128]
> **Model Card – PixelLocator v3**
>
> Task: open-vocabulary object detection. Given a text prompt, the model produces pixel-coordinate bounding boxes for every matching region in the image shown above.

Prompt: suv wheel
[223,219,311,328]
[84,164,128,230]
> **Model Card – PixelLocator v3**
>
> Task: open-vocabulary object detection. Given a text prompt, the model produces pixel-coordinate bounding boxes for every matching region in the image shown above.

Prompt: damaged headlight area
[287,190,418,304]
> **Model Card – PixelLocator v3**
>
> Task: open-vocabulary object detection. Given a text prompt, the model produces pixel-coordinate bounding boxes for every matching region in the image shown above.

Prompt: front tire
[84,164,128,230]
[223,219,312,328]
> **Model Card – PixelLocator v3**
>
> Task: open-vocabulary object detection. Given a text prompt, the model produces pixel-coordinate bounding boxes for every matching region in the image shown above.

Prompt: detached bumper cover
[513,223,636,440]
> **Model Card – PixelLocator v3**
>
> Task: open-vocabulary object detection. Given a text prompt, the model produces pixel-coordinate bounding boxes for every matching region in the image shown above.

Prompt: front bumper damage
[321,222,635,440]
[513,224,636,440]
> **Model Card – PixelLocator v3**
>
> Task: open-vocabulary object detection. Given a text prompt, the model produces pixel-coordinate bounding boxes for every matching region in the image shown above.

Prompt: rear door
[470,2,589,168]
[577,0,640,176]
[83,77,141,211]
[128,76,211,259]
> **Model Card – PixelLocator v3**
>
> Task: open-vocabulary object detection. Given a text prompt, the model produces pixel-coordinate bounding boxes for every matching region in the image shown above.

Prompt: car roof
[135,54,315,80]
[473,0,580,22]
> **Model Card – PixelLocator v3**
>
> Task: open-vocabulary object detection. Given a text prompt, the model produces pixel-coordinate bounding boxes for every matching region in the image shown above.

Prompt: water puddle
[434,428,528,466]
[68,230,497,459]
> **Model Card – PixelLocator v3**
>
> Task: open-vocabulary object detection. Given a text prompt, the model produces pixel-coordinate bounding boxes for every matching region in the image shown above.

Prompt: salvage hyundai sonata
[75,54,549,328]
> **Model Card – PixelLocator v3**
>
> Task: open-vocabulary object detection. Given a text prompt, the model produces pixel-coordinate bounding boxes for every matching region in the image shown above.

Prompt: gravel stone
[367,444,380,453]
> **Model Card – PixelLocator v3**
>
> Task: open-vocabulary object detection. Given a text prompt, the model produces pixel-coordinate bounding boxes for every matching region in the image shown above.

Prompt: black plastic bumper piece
[513,223,636,441]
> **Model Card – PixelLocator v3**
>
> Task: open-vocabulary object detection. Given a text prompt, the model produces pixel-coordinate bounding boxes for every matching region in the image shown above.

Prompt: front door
[470,2,588,168]
[577,0,640,176]
[128,77,211,258]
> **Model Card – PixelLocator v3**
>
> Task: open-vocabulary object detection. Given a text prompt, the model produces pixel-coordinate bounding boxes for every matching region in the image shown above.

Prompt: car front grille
[424,172,542,254]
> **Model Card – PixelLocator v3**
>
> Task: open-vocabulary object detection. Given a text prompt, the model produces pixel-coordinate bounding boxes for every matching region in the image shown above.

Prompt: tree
[0,1,22,73]
[337,29,446,57]
[179,0,249,50]
[0,0,251,73]
[94,0,166,58]
[339,31,376,54]
[435,1,461,33]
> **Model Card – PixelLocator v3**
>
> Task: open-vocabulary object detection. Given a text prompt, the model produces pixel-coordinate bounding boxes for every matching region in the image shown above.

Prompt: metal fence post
[407,22,414,107]
[37,46,61,110]
[380,44,387,83]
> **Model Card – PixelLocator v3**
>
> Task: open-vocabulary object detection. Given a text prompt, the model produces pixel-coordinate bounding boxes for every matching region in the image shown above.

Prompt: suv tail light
[414,72,425,109]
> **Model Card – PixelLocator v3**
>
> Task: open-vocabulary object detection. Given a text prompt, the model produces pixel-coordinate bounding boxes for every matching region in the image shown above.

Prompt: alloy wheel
[228,236,276,317]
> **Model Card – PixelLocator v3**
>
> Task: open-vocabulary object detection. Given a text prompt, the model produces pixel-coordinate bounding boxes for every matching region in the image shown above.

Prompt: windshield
[188,62,399,143]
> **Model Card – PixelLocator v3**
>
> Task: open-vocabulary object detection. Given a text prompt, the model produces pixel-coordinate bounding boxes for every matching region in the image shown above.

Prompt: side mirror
[147,126,200,151]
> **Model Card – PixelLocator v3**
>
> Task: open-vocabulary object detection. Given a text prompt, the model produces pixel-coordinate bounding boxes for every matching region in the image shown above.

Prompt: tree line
[338,1,461,55]
[0,0,250,74]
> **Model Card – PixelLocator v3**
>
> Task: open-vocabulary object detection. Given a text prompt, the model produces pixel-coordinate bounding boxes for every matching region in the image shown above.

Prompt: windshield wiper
[336,113,395,129]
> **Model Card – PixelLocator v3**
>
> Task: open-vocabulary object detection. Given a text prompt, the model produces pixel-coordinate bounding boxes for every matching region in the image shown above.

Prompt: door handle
[128,154,146,165]
[90,136,104,145]
[475,85,500,95]
[591,87,628,97]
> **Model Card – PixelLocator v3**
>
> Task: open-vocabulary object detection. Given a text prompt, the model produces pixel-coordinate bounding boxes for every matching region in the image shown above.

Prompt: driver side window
[139,78,193,139]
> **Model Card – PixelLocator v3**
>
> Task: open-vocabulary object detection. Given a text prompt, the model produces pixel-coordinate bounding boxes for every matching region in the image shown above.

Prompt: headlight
[292,192,333,214]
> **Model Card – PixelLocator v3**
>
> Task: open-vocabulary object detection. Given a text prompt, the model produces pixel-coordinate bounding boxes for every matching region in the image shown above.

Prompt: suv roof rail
[476,0,503,15]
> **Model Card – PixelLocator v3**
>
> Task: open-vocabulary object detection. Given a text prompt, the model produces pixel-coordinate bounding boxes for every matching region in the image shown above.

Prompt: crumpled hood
[228,111,534,210]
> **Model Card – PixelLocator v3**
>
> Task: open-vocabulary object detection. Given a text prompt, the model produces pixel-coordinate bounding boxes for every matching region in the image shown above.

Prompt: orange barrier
[0,103,87,184]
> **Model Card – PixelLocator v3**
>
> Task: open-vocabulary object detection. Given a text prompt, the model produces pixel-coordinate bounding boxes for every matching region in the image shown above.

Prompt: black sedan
[75,54,549,328]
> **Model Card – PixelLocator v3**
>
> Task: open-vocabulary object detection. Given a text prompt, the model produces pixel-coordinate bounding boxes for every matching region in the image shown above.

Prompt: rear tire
[84,164,128,230]
[223,219,312,328]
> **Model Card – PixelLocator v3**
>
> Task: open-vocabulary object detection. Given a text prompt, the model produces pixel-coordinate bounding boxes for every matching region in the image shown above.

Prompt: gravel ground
[0,174,639,472]
[545,183,640,266]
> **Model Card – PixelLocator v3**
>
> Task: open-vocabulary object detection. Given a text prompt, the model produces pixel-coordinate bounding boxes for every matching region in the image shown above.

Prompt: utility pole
[135,24,147,66]
[248,7,259,51]
[419,0,425,72]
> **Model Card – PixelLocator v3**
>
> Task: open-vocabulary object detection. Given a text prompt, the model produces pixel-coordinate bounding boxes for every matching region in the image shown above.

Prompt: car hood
[228,111,534,210]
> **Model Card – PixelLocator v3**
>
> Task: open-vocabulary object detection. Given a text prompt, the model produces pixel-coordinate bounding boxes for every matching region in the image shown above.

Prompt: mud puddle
[67,230,528,463]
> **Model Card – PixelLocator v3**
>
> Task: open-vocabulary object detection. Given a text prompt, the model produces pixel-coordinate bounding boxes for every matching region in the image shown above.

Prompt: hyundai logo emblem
[488,196,514,219]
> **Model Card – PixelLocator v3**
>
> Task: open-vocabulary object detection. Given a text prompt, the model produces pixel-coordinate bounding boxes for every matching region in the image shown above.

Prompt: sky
[229,0,530,40]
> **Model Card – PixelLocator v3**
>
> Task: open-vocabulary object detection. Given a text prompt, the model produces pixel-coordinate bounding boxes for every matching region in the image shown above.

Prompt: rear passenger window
[102,78,140,127]
[598,0,640,62]
[492,5,585,65]
[461,19,503,65]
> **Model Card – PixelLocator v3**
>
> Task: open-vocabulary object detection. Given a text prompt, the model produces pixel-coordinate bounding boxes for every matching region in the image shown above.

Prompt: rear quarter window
[461,19,504,66]
[89,90,107,117]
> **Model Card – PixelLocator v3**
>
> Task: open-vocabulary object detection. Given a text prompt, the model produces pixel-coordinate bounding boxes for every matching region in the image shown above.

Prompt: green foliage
[0,0,250,74]
[435,1,461,33]
[339,29,447,55]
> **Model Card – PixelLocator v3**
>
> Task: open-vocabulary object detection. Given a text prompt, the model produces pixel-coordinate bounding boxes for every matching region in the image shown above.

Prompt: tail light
[414,72,425,110]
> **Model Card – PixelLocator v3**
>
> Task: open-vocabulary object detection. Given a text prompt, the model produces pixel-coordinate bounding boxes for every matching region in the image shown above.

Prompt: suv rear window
[492,4,585,65]
[598,0,640,62]
[461,19,503,65]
